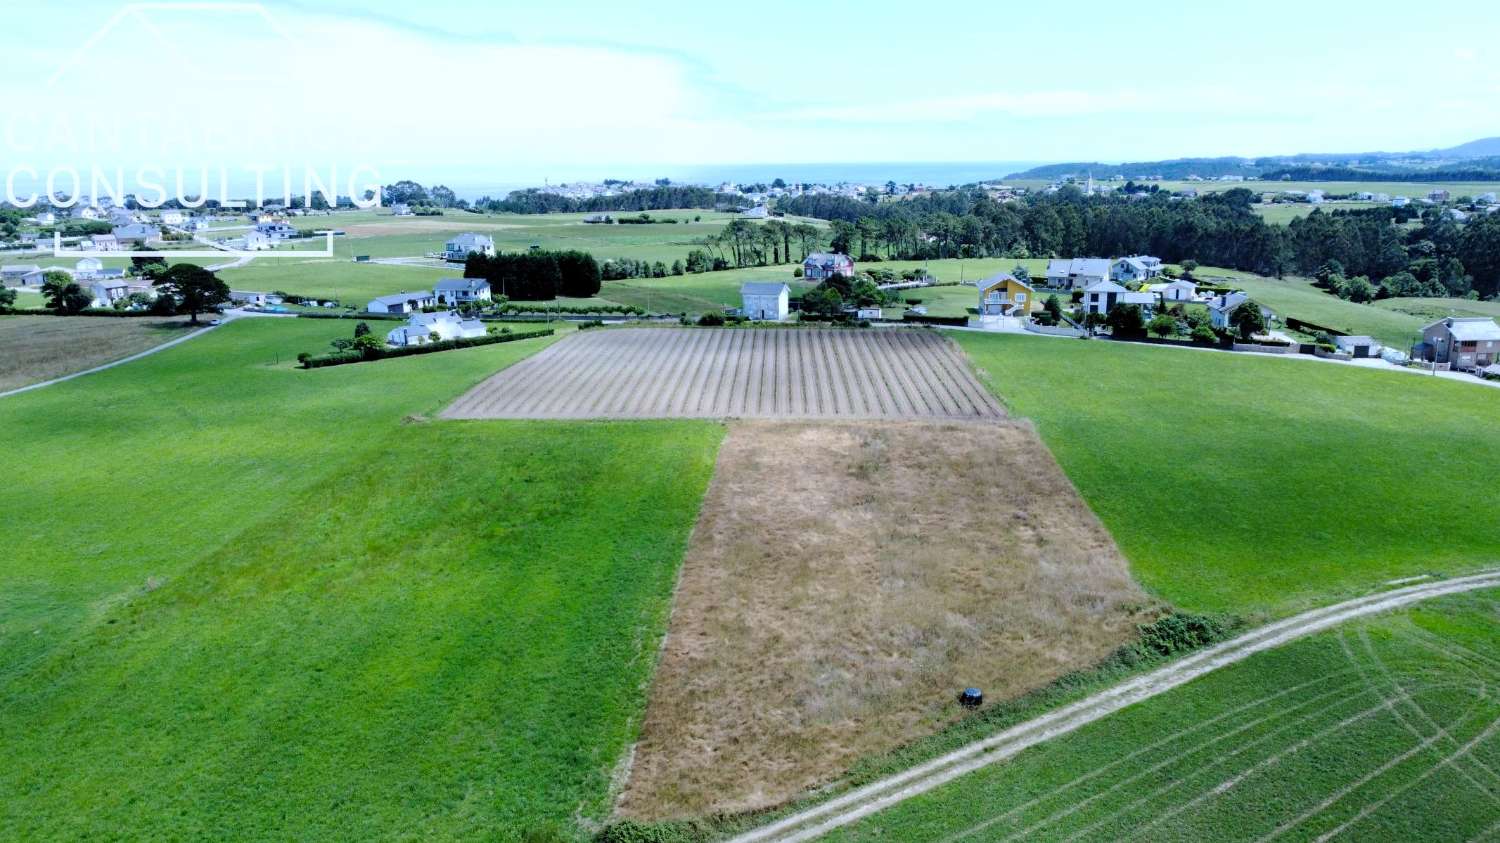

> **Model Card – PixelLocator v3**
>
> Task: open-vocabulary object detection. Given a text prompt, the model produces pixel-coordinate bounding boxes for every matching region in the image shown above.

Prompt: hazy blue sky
[4,0,1498,187]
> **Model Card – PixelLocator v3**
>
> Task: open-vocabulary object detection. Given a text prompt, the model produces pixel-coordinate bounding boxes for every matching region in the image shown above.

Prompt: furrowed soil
[615,420,1151,820]
[441,327,1005,420]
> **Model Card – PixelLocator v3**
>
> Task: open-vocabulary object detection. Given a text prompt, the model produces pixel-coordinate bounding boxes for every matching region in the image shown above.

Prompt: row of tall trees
[475,186,728,214]
[463,250,602,300]
[702,219,823,268]
[777,187,1500,299]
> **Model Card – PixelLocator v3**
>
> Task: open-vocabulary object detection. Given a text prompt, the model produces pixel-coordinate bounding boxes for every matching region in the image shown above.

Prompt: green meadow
[955,331,1500,616]
[0,318,723,840]
[1190,266,1428,347]
[826,589,1500,841]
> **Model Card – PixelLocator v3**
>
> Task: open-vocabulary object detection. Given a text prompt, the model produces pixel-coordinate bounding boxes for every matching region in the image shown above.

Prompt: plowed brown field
[441,327,1004,420]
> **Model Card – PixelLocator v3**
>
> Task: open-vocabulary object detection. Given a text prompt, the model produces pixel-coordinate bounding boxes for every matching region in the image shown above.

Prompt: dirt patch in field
[615,420,1152,820]
[442,327,1005,420]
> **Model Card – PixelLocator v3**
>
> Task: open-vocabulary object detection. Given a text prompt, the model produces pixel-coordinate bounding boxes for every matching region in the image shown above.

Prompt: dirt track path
[729,569,1500,843]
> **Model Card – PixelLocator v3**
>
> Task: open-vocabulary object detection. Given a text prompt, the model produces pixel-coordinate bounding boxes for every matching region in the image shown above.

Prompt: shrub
[578,319,605,330]
[696,312,725,326]
[1190,323,1219,345]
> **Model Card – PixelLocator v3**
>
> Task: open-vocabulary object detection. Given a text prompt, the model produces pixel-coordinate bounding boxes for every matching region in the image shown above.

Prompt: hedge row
[300,311,404,321]
[901,312,970,327]
[299,328,553,368]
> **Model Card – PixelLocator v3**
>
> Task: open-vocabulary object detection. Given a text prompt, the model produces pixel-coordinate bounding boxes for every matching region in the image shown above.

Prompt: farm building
[1082,280,1155,317]
[973,273,1037,317]
[228,290,281,308]
[803,252,854,281]
[386,311,487,347]
[1418,317,1500,369]
[1046,258,1112,291]
[740,282,790,321]
[1143,278,1197,302]
[1110,255,1164,284]
[367,291,437,314]
[434,277,492,305]
[1333,336,1381,358]
[444,233,496,261]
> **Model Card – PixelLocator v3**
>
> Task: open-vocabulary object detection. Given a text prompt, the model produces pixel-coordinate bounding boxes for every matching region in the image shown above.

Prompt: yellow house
[973,273,1038,316]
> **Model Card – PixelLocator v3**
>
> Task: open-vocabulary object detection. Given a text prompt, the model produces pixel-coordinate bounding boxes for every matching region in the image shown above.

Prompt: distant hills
[1006,137,1500,182]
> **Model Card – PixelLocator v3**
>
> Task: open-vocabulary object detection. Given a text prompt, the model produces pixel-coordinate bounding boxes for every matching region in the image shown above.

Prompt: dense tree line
[474,186,729,215]
[463,250,601,300]
[777,187,1500,299]
[1261,163,1500,182]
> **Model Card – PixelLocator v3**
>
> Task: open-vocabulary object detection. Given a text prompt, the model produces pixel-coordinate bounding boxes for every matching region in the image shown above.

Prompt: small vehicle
[209,318,223,326]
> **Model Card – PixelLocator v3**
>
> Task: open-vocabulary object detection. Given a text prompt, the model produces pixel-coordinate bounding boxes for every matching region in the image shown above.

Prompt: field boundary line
[728,569,1500,843]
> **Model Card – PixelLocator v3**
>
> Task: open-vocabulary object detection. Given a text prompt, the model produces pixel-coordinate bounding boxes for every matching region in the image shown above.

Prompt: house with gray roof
[1082,280,1156,317]
[366,290,437,315]
[434,277,491,305]
[90,234,120,251]
[740,282,790,320]
[112,223,162,245]
[1110,255,1164,284]
[1046,258,1113,290]
[803,252,854,281]
[1420,317,1500,369]
[444,233,496,261]
[386,311,487,347]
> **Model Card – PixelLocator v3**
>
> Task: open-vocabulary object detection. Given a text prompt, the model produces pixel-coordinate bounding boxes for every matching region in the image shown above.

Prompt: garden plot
[615,421,1150,820]
[441,327,1005,420]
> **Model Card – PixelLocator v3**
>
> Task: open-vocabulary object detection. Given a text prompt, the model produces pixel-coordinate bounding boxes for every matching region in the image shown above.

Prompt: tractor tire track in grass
[728,570,1500,843]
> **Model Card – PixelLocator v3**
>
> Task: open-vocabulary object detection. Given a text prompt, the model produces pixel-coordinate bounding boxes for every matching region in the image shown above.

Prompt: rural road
[729,569,1500,843]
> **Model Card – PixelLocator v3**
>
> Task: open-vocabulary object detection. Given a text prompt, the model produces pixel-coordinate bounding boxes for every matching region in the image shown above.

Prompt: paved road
[729,569,1500,843]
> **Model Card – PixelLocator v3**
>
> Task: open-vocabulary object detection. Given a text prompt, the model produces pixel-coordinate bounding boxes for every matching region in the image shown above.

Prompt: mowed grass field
[0,314,199,392]
[1191,266,1429,347]
[955,332,1500,616]
[0,318,724,840]
[826,589,1500,842]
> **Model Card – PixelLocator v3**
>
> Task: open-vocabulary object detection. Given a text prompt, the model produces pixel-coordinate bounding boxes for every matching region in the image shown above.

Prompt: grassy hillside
[955,332,1500,616]
[0,315,198,391]
[0,319,723,840]
[1192,267,1427,347]
[826,589,1500,841]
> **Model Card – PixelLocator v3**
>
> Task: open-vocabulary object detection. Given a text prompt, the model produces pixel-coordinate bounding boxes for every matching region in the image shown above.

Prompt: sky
[2,0,1498,196]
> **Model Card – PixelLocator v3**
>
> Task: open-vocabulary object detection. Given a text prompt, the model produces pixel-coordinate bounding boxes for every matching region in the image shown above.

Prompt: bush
[901,313,969,326]
[1109,613,1239,668]
[1190,323,1219,345]
[696,312,725,326]
[578,319,604,330]
[299,328,553,368]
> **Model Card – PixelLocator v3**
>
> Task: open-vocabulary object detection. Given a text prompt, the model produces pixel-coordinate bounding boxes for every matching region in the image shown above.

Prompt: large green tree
[42,271,93,314]
[154,264,230,324]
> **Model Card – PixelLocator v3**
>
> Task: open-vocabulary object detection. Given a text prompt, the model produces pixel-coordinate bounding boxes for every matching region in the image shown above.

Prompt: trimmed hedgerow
[299,328,553,368]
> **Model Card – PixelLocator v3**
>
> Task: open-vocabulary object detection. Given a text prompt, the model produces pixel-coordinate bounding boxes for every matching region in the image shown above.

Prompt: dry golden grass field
[0,315,198,393]
[615,420,1152,820]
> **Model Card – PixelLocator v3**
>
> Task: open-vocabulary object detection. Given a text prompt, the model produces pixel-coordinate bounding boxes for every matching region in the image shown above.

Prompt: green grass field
[826,589,1500,841]
[0,318,724,840]
[1252,200,1384,224]
[955,332,1500,616]
[1371,296,1500,323]
[1189,267,1428,347]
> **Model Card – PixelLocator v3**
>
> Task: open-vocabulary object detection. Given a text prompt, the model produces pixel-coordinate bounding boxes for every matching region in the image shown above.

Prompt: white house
[1143,278,1197,302]
[444,233,496,261]
[1207,291,1250,329]
[1333,335,1381,358]
[740,282,790,320]
[385,311,487,347]
[1082,280,1156,317]
[160,210,186,225]
[242,231,272,251]
[71,205,102,220]
[228,290,282,307]
[1392,196,1410,208]
[75,257,103,278]
[391,203,413,216]
[1307,190,1325,204]
[803,252,855,281]
[1110,255,1165,284]
[255,221,298,240]
[90,234,120,251]
[434,277,492,305]
[34,211,56,226]
[367,290,437,314]
[1046,258,1112,290]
